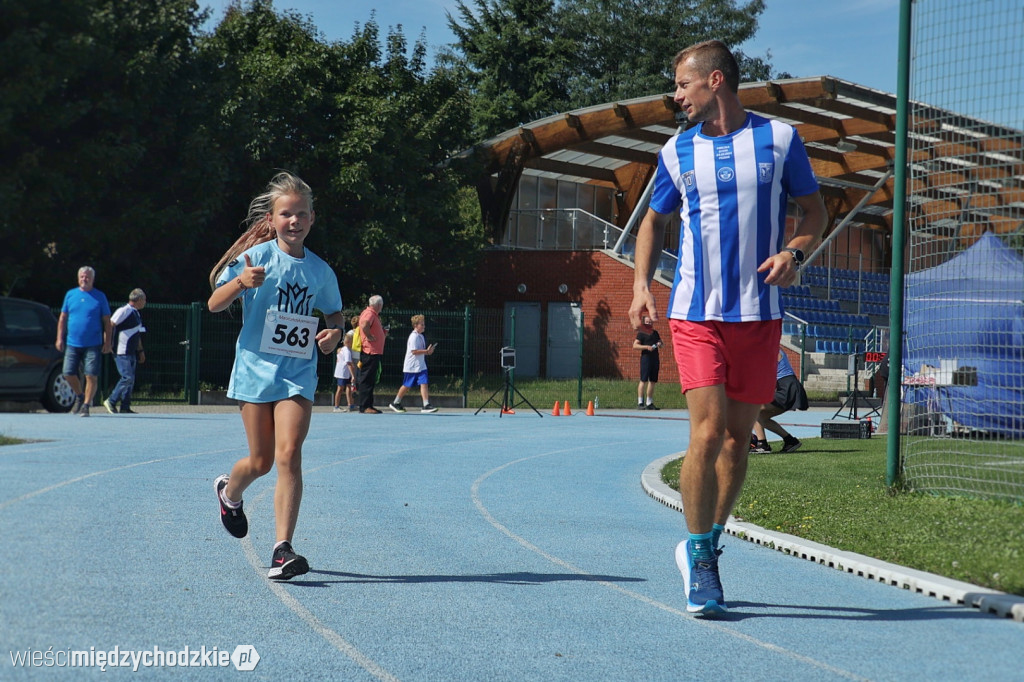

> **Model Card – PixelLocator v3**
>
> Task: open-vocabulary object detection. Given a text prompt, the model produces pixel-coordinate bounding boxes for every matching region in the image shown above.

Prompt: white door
[546,302,581,379]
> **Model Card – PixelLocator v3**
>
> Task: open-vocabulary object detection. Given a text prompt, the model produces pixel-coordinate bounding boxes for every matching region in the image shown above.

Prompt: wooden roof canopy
[468,76,1024,244]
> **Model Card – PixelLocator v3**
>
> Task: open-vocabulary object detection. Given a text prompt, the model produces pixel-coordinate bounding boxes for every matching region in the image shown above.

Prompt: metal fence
[92,304,509,405]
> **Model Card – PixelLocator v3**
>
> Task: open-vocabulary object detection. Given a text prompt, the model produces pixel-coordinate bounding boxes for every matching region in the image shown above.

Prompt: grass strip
[661,437,1024,597]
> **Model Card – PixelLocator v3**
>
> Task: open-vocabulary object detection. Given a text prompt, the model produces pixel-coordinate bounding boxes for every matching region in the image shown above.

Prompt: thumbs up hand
[241,253,266,289]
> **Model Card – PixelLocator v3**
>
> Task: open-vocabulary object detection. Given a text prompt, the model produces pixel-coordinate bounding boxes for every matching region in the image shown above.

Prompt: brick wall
[476,250,677,381]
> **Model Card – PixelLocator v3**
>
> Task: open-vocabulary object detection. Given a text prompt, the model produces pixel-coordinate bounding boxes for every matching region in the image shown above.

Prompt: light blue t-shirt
[216,240,342,403]
[61,288,111,348]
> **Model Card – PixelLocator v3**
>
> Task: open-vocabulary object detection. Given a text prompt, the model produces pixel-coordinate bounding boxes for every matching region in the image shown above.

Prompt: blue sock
[711,523,726,549]
[689,531,715,560]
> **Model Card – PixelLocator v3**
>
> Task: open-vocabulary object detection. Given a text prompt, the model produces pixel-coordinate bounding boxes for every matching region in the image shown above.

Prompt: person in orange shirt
[357,295,388,413]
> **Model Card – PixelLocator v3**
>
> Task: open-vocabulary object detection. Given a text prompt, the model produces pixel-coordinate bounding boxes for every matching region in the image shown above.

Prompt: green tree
[556,0,772,108]
[0,0,223,302]
[199,2,485,307]
[443,0,571,139]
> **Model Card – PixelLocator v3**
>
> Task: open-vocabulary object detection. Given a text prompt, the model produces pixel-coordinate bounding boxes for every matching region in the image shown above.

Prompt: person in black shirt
[633,315,662,410]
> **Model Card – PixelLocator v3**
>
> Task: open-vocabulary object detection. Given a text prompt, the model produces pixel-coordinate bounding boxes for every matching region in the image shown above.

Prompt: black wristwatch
[782,247,805,266]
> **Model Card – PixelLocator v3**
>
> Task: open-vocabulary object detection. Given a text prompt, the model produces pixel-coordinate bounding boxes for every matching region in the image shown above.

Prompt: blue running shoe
[675,540,728,615]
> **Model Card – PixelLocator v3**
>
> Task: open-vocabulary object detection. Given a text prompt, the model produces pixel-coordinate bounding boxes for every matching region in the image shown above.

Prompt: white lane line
[471,446,873,682]
[0,447,241,511]
[235,437,513,680]
[243,454,399,682]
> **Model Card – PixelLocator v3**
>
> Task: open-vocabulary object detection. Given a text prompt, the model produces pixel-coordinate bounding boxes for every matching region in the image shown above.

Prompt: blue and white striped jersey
[649,112,818,322]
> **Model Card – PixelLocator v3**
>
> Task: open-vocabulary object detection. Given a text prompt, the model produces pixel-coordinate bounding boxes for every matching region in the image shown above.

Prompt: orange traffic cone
[563,400,572,416]
[551,401,561,416]
[586,400,595,416]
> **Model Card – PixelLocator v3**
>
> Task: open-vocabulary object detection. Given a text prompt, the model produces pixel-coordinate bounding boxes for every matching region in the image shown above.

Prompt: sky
[202,0,901,93]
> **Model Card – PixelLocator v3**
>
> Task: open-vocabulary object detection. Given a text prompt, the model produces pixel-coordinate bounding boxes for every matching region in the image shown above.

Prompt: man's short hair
[129,288,146,303]
[369,294,384,309]
[672,40,740,93]
[410,314,425,326]
[78,266,95,278]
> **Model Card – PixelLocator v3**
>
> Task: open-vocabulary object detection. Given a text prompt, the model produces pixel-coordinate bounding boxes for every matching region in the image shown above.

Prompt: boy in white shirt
[333,332,357,411]
[389,314,437,413]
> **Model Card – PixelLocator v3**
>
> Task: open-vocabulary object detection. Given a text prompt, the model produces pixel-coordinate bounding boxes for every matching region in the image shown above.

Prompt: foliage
[0,0,485,307]
[442,0,781,127]
[191,0,487,303]
[183,1,487,306]
[554,0,773,108]
[0,0,222,300]
[442,0,571,140]
[1,0,786,307]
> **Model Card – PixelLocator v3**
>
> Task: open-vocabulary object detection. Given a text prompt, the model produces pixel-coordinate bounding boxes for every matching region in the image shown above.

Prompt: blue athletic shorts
[402,370,429,388]
[63,345,101,377]
[336,377,353,387]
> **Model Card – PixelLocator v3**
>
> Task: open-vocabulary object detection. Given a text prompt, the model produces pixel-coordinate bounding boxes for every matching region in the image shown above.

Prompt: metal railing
[503,208,679,279]
[503,208,621,251]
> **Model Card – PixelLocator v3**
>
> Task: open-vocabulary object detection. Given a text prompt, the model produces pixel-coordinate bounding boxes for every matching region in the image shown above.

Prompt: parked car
[0,297,75,412]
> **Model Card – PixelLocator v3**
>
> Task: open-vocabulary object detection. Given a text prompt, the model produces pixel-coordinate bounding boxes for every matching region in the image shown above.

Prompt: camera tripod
[833,355,881,420]
[475,368,543,417]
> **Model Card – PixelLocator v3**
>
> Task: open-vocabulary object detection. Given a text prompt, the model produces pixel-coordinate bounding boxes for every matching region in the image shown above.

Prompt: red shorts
[668,319,781,404]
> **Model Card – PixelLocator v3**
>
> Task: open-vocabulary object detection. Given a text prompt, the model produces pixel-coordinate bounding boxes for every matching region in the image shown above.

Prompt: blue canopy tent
[903,232,1024,437]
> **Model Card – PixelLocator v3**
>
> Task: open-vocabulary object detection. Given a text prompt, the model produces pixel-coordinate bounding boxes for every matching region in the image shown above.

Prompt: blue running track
[1,407,1022,680]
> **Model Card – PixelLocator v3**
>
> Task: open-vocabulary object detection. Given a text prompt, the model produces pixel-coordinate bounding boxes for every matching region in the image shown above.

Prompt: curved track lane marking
[232,436,513,682]
[242,453,400,682]
[0,447,241,511]
[471,446,872,682]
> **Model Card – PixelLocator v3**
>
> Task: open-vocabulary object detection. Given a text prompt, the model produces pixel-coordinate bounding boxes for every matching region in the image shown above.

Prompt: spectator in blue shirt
[56,266,112,417]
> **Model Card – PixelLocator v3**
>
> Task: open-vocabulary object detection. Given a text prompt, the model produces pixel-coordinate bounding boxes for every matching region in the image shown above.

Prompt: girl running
[208,171,344,580]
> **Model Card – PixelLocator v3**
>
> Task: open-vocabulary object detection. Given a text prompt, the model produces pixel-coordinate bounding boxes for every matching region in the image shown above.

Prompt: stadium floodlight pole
[886,0,914,487]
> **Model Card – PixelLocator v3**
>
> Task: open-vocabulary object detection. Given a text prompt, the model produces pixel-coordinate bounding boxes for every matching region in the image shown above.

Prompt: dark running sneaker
[421,404,438,413]
[70,395,84,415]
[388,402,406,413]
[120,407,137,414]
[781,436,802,454]
[214,474,247,538]
[675,540,728,615]
[268,542,309,580]
[645,403,660,411]
[751,440,772,454]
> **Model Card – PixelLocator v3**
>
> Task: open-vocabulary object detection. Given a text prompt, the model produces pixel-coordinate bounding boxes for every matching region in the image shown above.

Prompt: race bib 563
[259,310,318,359]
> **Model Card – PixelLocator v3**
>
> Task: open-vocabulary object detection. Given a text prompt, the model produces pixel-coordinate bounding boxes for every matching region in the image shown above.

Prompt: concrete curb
[642,454,1024,623]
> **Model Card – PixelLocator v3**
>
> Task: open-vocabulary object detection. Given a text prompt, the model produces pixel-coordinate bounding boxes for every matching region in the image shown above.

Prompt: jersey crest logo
[758,163,774,185]
[276,283,313,316]
[682,171,696,188]
[717,166,735,182]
